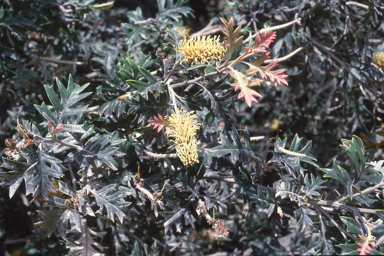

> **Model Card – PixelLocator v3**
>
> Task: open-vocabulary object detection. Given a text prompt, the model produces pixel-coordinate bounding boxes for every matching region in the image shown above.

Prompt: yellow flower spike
[177,36,225,65]
[167,108,200,166]
[373,51,384,69]
[174,26,191,37]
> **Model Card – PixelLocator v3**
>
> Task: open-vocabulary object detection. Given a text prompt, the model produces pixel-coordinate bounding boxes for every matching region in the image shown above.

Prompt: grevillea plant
[1,1,384,255]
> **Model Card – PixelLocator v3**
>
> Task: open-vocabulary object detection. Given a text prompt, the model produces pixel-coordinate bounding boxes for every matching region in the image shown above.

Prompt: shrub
[1,0,384,255]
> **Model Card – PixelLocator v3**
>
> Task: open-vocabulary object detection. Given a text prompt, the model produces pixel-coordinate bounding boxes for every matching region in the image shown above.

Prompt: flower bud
[23,132,34,140]
[5,138,17,149]
[17,123,27,137]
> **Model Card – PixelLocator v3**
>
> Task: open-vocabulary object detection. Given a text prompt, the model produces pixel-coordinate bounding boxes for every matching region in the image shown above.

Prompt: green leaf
[35,206,81,239]
[139,66,156,83]
[126,90,170,124]
[372,224,384,247]
[0,158,31,198]
[294,206,316,232]
[29,151,66,200]
[205,128,255,166]
[36,75,91,125]
[65,134,121,171]
[88,185,130,223]
[336,244,359,255]
[340,216,361,234]
[164,208,185,234]
[319,215,335,255]
[67,218,107,256]
[321,159,353,199]
[340,136,366,180]
[303,174,327,198]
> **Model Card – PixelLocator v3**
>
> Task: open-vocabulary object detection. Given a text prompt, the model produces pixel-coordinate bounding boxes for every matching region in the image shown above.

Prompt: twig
[264,47,303,63]
[250,136,265,141]
[94,1,114,9]
[334,174,384,204]
[164,59,181,84]
[273,143,308,158]
[34,134,82,151]
[39,57,85,65]
[314,205,359,242]
[190,20,223,38]
[203,175,236,183]
[67,164,77,190]
[307,199,378,215]
[346,1,369,9]
[121,225,144,245]
[244,19,301,44]
[143,149,177,159]
[170,71,220,89]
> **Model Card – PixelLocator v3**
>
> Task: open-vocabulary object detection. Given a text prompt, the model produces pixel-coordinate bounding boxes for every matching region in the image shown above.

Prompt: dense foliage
[1,0,384,255]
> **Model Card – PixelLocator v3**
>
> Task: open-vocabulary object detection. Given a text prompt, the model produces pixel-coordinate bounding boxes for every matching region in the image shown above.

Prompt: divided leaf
[228,68,263,107]
[220,17,244,62]
[88,185,131,223]
[36,75,91,125]
[65,134,122,171]
[321,159,353,199]
[35,204,81,239]
[30,151,66,201]
[67,218,108,256]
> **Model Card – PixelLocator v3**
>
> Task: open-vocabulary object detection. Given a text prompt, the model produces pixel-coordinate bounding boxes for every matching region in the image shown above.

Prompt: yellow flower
[174,27,191,37]
[373,51,384,69]
[167,108,200,166]
[177,36,225,64]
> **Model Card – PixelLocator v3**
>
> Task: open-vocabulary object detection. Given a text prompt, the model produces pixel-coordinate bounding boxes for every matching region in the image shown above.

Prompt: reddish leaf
[245,53,289,86]
[252,32,277,53]
[229,68,263,107]
[357,234,376,255]
[149,114,169,133]
[220,17,244,62]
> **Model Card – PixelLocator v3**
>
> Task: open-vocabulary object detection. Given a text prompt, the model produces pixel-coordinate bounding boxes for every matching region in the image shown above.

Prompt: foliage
[1,0,384,255]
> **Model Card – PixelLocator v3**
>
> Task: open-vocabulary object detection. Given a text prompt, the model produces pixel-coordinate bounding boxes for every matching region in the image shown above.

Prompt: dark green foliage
[1,0,384,255]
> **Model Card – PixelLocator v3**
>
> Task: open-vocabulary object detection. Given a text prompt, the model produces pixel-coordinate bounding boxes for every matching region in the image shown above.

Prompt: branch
[94,1,114,9]
[190,19,223,38]
[334,174,384,204]
[143,150,177,159]
[34,134,82,151]
[39,57,85,65]
[307,199,378,215]
[346,1,369,9]
[244,19,301,44]
[264,47,303,63]
[164,59,181,84]
[314,205,359,242]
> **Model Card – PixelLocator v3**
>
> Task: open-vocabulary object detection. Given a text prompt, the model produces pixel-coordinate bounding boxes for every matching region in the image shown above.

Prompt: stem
[94,1,114,9]
[273,143,307,158]
[250,136,265,141]
[67,164,77,190]
[244,19,301,44]
[164,59,181,85]
[346,1,369,9]
[264,47,303,63]
[39,57,84,65]
[334,174,384,204]
[314,205,359,242]
[143,150,177,159]
[170,71,220,89]
[34,134,82,150]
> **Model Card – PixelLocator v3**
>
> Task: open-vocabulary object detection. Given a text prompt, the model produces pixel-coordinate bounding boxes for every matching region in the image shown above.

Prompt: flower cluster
[174,26,190,39]
[177,36,225,64]
[4,120,34,161]
[167,108,200,166]
[373,51,384,69]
